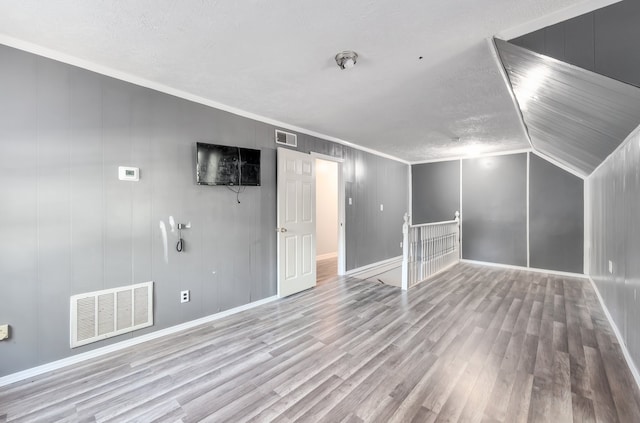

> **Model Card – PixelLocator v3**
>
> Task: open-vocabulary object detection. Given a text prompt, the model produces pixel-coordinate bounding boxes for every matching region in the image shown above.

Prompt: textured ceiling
[0,0,605,162]
[496,39,640,176]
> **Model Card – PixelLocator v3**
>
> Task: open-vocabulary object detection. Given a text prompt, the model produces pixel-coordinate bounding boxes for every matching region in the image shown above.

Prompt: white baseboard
[316,252,338,261]
[460,259,587,279]
[460,259,640,391]
[587,277,640,392]
[0,295,278,388]
[346,256,402,277]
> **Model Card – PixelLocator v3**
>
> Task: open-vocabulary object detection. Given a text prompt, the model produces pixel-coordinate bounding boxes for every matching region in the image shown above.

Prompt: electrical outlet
[380,204,384,211]
[608,260,613,274]
[348,197,353,205]
[0,324,9,341]
[400,241,403,249]
[180,290,190,303]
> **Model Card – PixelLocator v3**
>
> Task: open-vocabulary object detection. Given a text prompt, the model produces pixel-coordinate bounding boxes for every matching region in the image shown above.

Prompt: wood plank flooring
[316,256,337,284]
[2,262,640,422]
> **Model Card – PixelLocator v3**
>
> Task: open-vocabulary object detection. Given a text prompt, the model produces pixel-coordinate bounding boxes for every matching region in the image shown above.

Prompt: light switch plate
[0,324,8,340]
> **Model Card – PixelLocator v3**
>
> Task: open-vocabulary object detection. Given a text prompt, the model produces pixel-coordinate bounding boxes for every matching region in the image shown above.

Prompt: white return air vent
[275,129,297,147]
[70,281,153,348]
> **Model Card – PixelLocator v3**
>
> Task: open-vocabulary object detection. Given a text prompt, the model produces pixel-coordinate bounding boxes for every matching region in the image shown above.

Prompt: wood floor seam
[1,262,639,422]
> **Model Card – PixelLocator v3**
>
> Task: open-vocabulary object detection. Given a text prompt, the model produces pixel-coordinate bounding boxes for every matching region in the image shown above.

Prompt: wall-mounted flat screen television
[196,142,261,186]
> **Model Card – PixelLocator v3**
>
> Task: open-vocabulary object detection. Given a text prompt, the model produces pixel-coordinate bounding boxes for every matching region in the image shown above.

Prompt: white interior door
[277,147,316,297]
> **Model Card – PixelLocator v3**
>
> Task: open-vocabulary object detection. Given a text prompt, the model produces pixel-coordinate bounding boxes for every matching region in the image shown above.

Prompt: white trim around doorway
[311,152,346,276]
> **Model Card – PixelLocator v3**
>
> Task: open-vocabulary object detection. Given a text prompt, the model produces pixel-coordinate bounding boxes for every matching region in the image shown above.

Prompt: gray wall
[462,154,528,266]
[510,0,640,87]
[530,154,584,273]
[0,44,408,376]
[411,160,460,224]
[412,153,584,271]
[344,150,409,269]
[588,125,640,372]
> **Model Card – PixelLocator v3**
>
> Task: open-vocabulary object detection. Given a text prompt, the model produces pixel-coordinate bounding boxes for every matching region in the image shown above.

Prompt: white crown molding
[410,148,532,165]
[0,35,409,166]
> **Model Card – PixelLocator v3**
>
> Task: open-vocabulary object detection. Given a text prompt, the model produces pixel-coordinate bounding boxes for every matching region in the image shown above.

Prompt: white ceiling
[0,0,613,162]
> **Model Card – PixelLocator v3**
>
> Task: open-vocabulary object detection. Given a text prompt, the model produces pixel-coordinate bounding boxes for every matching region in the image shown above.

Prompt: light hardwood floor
[1,262,639,422]
[316,256,337,284]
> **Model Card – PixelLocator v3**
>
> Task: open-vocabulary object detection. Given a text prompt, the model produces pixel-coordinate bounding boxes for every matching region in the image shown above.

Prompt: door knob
[276,227,288,232]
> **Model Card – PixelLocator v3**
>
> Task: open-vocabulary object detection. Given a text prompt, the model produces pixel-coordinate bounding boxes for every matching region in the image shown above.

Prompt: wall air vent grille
[275,129,297,147]
[70,281,153,348]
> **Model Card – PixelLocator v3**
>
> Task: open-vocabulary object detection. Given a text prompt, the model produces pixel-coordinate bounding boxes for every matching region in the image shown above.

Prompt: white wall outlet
[608,260,613,274]
[180,290,190,303]
[380,204,384,211]
[348,197,353,205]
[0,324,9,340]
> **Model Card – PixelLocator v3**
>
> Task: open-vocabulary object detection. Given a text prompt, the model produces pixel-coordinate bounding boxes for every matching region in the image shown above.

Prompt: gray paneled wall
[462,154,528,266]
[510,0,640,87]
[343,149,409,269]
[529,154,584,273]
[411,160,460,224]
[588,125,640,372]
[0,44,408,376]
[412,153,584,271]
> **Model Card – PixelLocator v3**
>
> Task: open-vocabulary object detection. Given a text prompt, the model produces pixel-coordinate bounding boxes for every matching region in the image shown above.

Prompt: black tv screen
[196,142,261,186]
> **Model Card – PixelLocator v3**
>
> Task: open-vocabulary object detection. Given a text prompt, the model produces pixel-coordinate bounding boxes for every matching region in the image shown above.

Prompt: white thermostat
[118,166,140,181]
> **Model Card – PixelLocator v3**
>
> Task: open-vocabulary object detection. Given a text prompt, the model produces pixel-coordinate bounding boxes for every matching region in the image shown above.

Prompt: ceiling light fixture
[335,51,358,70]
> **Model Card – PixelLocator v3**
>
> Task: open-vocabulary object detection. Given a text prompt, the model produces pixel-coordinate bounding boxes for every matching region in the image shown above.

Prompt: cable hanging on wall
[226,146,246,203]
[176,223,190,252]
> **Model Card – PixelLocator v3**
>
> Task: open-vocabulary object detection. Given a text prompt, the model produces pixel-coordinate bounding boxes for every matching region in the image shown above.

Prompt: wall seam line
[527,152,530,268]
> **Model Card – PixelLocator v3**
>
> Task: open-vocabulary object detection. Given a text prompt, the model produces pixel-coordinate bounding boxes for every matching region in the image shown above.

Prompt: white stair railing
[401,212,460,290]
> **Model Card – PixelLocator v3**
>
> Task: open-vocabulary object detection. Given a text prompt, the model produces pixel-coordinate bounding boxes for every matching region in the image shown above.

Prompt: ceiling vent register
[275,129,297,147]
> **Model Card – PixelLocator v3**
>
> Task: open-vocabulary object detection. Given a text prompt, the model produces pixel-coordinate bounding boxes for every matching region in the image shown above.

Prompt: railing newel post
[402,213,410,291]
[400,211,461,291]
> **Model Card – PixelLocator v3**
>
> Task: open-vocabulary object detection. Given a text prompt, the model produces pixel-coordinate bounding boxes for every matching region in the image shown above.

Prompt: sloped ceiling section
[495,38,640,177]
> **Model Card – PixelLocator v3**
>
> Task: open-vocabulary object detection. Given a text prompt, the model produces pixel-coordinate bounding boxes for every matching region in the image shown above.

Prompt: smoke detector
[335,51,358,70]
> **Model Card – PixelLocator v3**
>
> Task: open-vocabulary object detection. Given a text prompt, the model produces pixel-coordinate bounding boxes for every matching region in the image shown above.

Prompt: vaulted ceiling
[496,39,640,177]
[498,0,640,177]
[0,0,628,164]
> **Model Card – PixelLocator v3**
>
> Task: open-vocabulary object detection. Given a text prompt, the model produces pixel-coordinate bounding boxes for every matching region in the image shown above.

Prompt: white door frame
[310,152,346,276]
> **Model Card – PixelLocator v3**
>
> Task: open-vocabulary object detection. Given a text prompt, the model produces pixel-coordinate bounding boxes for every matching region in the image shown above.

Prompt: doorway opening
[313,154,345,283]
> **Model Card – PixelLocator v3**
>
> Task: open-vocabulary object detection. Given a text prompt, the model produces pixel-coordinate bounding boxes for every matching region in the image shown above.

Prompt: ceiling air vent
[275,129,297,147]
